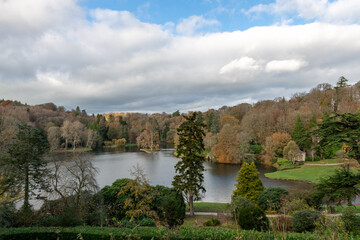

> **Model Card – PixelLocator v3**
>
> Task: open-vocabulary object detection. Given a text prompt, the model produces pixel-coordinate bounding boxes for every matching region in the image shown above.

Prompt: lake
[90,148,314,203]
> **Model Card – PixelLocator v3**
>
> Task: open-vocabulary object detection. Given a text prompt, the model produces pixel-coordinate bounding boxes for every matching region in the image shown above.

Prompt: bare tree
[48,153,99,206]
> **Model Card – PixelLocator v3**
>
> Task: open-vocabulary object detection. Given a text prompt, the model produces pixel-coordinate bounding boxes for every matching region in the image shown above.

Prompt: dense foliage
[173,112,206,216]
[236,206,269,231]
[1,226,358,240]
[232,162,264,202]
[257,187,288,211]
[292,210,322,233]
[315,167,360,206]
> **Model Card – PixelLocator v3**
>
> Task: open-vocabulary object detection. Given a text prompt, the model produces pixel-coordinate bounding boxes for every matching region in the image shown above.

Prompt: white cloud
[219,57,260,74]
[247,0,360,24]
[265,59,308,72]
[0,1,360,113]
[176,15,220,35]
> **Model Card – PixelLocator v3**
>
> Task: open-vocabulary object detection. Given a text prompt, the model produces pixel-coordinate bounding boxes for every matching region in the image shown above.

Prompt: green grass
[53,148,92,153]
[305,158,347,164]
[186,202,230,212]
[265,165,341,183]
[321,205,360,213]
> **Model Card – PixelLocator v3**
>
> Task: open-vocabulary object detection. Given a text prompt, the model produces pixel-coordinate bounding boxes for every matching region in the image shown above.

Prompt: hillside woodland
[1,77,360,164]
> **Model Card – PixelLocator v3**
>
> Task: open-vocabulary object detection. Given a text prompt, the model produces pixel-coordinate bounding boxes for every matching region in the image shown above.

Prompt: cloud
[247,0,360,24]
[176,15,220,35]
[219,57,260,74]
[265,59,308,72]
[0,1,360,113]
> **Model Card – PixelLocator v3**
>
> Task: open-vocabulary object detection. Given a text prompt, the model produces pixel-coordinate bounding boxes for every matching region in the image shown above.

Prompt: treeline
[1,76,360,162]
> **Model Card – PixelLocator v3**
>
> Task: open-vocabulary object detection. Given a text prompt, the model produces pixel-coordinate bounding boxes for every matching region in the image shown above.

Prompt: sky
[1,0,360,114]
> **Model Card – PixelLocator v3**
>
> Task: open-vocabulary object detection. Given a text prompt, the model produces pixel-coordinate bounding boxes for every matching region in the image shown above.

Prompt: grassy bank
[53,148,92,153]
[265,165,340,183]
[186,202,230,212]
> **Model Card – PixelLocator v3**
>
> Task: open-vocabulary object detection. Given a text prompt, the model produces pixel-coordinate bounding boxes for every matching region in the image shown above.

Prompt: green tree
[172,112,206,216]
[292,116,311,151]
[314,113,360,162]
[7,123,49,210]
[315,167,360,206]
[232,162,264,202]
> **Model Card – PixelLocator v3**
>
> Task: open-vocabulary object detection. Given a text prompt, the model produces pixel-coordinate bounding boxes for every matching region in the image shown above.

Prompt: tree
[47,126,60,150]
[283,140,301,164]
[315,167,360,206]
[211,124,240,163]
[314,113,360,162]
[60,120,72,150]
[292,116,311,151]
[172,112,206,216]
[7,123,49,210]
[265,132,292,159]
[232,162,264,203]
[257,187,288,211]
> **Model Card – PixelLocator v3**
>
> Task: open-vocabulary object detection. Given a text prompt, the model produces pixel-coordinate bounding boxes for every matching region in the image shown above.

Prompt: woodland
[1,77,360,239]
[1,77,360,164]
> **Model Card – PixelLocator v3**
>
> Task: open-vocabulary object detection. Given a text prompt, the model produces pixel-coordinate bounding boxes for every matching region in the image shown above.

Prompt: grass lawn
[305,158,351,164]
[182,214,237,228]
[321,205,360,213]
[186,202,230,212]
[265,165,341,183]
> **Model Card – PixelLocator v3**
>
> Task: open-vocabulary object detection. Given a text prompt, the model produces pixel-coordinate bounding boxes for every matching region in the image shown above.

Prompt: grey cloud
[1,1,360,113]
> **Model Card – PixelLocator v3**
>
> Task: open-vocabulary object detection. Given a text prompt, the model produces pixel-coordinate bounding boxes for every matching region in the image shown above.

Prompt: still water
[91,148,314,203]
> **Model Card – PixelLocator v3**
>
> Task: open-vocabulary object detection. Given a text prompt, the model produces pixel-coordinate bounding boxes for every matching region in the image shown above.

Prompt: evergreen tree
[314,112,360,162]
[7,123,49,211]
[292,115,311,151]
[232,162,264,203]
[172,112,206,216]
[315,167,360,206]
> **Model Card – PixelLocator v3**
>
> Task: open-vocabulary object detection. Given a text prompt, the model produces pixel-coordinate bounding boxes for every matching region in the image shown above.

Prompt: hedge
[0,226,359,240]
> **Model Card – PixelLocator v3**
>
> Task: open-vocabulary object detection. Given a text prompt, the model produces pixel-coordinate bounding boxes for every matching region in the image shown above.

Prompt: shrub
[292,210,322,232]
[280,198,310,215]
[236,206,269,231]
[101,178,133,220]
[271,215,292,232]
[137,217,156,227]
[0,203,16,227]
[257,187,288,211]
[153,185,185,228]
[230,196,254,219]
[120,218,136,228]
[341,206,360,233]
[203,218,221,226]
[250,144,263,154]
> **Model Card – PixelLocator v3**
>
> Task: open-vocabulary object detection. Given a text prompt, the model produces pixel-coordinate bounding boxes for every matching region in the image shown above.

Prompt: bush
[230,196,254,219]
[341,206,360,233]
[0,203,16,227]
[250,144,263,154]
[271,215,292,232]
[101,178,133,220]
[203,218,221,227]
[280,198,310,215]
[257,187,288,211]
[137,217,156,227]
[292,210,322,232]
[153,185,185,228]
[120,218,136,228]
[236,206,269,231]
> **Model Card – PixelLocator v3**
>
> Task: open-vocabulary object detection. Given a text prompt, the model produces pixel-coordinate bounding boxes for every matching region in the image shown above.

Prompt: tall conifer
[172,112,206,216]
[232,162,264,203]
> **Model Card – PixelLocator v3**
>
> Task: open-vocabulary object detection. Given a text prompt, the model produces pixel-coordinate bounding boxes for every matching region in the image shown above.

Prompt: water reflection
[84,149,315,203]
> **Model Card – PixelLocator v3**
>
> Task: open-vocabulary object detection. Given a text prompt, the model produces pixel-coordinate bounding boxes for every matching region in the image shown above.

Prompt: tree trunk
[24,162,30,211]
[188,191,194,216]
[65,139,68,150]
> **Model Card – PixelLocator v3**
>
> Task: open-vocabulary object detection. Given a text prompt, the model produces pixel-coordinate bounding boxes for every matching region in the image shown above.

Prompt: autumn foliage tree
[212,124,240,163]
[265,132,292,159]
